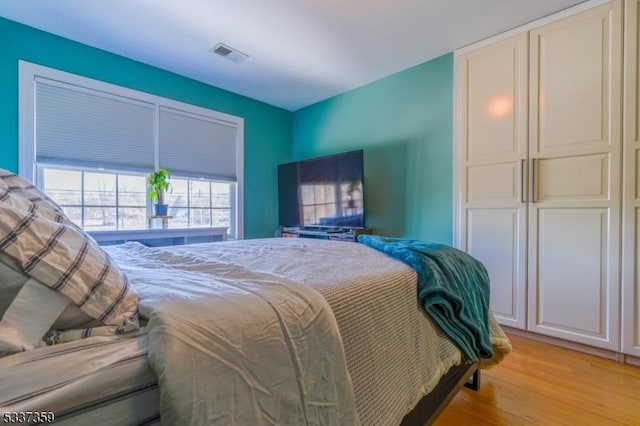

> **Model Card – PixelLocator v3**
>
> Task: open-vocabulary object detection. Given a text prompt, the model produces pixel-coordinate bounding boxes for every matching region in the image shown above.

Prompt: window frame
[18,60,244,239]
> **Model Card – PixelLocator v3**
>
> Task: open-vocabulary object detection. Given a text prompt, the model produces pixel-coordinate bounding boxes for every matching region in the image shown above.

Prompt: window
[300,182,363,225]
[40,166,231,232]
[300,183,337,225]
[165,178,231,228]
[42,167,147,231]
[19,61,244,239]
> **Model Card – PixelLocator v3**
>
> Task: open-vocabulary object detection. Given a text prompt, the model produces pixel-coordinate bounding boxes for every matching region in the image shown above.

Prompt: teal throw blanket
[358,235,493,363]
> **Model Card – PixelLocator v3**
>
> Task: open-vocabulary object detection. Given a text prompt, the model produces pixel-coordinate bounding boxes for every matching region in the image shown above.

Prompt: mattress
[0,237,497,425]
[162,238,464,426]
[0,331,159,426]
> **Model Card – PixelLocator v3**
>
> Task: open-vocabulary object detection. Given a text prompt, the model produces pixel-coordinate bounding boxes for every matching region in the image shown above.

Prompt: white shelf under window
[89,227,228,247]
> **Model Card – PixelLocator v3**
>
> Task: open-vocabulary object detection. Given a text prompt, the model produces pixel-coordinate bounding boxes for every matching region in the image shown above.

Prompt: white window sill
[89,227,229,246]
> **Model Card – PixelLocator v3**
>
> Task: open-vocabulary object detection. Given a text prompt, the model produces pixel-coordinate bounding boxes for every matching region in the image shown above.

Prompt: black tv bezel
[277,149,365,230]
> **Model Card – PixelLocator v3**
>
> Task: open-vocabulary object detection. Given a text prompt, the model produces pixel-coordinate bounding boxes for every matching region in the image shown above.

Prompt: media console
[278,226,372,242]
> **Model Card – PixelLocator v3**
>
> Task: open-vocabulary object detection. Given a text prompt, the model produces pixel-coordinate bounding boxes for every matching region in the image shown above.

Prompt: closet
[456,0,624,351]
[622,0,639,357]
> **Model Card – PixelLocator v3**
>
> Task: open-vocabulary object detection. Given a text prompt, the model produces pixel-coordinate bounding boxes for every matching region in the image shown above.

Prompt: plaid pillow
[0,170,139,350]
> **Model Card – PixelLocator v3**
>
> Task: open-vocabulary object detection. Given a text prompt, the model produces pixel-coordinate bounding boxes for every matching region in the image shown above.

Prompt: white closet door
[458,34,528,329]
[622,0,640,357]
[528,1,622,350]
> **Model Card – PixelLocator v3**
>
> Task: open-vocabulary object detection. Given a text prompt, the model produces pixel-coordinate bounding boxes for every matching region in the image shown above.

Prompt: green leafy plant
[148,168,172,205]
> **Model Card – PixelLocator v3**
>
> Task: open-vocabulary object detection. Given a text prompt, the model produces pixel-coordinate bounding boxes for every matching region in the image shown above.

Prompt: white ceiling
[1,0,586,111]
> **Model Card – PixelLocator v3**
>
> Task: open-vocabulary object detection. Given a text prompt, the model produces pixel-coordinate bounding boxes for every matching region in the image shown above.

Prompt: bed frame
[400,363,480,425]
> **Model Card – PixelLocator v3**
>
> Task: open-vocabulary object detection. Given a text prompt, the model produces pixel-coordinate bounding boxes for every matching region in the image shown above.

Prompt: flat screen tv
[278,150,365,229]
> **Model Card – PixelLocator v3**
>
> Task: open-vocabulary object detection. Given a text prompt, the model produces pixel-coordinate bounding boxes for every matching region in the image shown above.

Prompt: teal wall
[292,54,454,244]
[0,17,292,239]
[1,17,455,241]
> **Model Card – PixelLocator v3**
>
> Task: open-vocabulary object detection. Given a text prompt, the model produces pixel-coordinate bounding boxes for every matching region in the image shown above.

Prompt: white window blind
[159,107,238,181]
[35,78,155,171]
[20,61,245,239]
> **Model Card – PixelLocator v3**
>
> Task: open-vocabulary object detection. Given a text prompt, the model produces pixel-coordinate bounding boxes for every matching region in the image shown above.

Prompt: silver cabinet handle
[531,158,537,203]
[520,159,526,203]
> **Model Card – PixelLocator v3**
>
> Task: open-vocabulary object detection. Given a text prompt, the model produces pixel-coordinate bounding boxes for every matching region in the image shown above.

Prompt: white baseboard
[502,326,639,366]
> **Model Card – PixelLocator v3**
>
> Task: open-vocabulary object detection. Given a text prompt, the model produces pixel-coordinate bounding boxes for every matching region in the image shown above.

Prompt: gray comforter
[107,242,359,426]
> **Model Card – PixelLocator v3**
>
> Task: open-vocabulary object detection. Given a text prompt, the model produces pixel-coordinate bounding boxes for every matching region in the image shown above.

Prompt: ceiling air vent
[210,43,249,63]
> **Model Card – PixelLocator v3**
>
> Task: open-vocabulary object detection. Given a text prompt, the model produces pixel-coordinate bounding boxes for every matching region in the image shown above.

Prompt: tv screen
[278,150,364,228]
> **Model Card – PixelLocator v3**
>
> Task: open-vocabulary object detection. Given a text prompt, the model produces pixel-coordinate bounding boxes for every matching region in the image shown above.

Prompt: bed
[0,170,511,425]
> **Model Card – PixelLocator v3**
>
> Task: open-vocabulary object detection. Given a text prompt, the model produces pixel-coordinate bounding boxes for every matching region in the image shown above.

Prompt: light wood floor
[434,334,640,425]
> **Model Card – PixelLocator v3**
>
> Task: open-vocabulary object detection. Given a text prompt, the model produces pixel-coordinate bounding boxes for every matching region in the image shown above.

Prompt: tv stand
[279,226,372,242]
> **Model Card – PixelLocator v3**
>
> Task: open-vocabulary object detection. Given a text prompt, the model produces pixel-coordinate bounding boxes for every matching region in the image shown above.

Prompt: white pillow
[0,170,139,354]
[0,258,25,316]
[0,278,69,356]
[0,259,100,331]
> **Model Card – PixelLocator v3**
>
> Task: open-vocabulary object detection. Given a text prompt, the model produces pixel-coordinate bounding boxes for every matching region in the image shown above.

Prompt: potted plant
[148,168,172,216]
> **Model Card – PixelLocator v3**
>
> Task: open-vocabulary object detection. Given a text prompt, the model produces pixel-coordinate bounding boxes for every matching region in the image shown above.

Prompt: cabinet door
[622,0,640,357]
[457,34,528,329]
[528,1,622,350]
